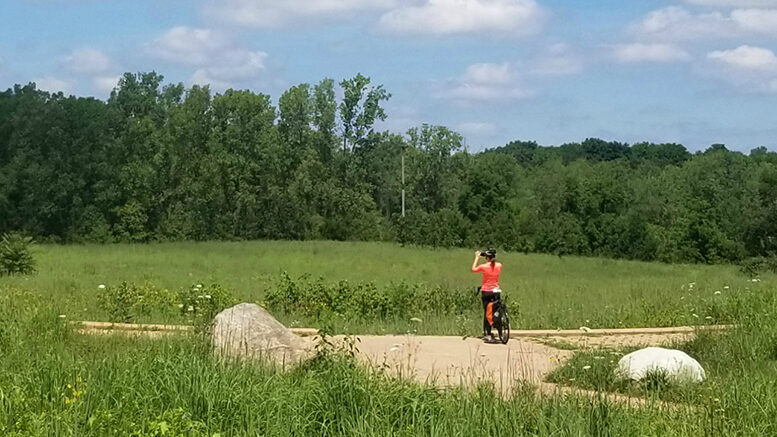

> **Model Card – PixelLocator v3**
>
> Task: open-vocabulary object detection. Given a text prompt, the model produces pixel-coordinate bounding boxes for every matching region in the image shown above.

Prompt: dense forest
[1,71,776,264]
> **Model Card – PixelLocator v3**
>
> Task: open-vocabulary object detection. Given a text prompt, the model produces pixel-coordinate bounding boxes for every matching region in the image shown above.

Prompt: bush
[0,232,36,276]
[177,283,237,334]
[739,255,777,276]
[265,272,478,321]
[97,282,176,323]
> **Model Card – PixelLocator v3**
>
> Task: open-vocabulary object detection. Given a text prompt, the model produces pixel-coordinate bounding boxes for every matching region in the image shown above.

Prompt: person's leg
[481,292,495,338]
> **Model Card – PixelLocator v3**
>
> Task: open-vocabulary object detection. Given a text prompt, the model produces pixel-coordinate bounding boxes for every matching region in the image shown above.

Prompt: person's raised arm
[472,250,481,272]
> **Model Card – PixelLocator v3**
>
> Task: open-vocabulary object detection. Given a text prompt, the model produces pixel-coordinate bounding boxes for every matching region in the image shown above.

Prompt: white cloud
[530,43,583,76]
[203,0,395,27]
[62,48,112,74]
[33,76,72,94]
[708,45,777,71]
[632,6,777,40]
[378,0,547,37]
[456,121,498,136]
[435,62,531,102]
[94,75,121,94]
[149,26,267,87]
[683,0,777,7]
[731,8,777,34]
[612,43,692,63]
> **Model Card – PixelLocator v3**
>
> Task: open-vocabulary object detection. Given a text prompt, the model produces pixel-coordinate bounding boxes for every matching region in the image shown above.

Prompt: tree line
[1,71,776,264]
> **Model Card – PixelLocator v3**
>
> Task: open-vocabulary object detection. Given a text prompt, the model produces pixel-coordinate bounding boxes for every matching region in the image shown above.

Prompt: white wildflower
[205,295,212,299]
[58,314,66,319]
[714,291,721,295]
[583,365,591,370]
[187,306,194,312]
[579,326,591,333]
[410,317,422,323]
[705,316,713,320]
[723,286,730,290]
[98,284,106,289]
[692,313,699,318]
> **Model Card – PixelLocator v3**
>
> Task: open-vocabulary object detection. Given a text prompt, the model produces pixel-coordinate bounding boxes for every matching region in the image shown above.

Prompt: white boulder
[616,347,705,383]
[212,303,313,365]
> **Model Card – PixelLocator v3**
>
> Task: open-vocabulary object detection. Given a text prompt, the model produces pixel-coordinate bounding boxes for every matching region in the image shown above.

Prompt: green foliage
[177,283,237,334]
[0,232,36,276]
[97,282,176,323]
[1,73,777,264]
[265,272,478,321]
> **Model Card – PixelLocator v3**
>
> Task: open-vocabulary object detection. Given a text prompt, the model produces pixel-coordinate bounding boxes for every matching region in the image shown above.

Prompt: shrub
[0,232,36,276]
[97,282,176,323]
[265,272,478,321]
[178,283,237,334]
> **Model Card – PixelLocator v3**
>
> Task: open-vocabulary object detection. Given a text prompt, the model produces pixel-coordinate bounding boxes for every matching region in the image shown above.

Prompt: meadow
[2,240,777,435]
[0,240,770,334]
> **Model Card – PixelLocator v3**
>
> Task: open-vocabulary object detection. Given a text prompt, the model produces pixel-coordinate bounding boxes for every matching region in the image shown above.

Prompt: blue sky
[2,0,777,152]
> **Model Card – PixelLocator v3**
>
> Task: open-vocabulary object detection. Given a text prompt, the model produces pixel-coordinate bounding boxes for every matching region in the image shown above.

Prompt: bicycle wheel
[496,303,510,344]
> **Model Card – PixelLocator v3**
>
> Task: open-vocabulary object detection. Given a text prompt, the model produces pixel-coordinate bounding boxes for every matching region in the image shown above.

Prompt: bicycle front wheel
[497,305,510,344]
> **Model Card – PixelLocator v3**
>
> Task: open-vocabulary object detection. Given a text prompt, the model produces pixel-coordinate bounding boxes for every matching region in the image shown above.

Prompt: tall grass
[0,241,769,333]
[0,288,711,436]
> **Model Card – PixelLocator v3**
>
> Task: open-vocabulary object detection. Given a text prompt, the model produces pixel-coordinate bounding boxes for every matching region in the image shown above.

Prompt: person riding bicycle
[472,248,502,343]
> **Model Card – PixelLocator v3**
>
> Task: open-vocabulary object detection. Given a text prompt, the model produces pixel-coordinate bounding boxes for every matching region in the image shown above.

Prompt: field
[1,240,776,435]
[0,240,769,333]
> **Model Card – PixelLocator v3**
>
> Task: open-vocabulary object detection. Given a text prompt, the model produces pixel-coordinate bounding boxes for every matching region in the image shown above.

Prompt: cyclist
[471,248,502,343]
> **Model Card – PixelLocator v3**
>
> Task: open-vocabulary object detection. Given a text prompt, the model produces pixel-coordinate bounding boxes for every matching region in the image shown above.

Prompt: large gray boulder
[212,303,313,365]
[616,347,705,383]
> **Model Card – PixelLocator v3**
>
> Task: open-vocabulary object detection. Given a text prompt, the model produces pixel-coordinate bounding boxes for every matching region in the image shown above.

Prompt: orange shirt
[472,262,502,292]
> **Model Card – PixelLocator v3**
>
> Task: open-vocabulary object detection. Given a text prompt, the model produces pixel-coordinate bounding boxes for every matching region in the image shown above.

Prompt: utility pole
[401,145,406,218]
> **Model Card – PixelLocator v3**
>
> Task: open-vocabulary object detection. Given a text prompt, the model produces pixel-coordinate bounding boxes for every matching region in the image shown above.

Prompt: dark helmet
[481,248,497,258]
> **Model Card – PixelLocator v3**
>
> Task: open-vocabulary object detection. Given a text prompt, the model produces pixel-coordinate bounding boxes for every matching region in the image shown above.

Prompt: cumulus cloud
[705,45,777,92]
[94,76,121,94]
[435,62,531,102]
[203,0,395,27]
[683,0,777,7]
[708,45,777,71]
[32,76,72,94]
[631,6,777,40]
[62,48,112,74]
[730,8,777,34]
[456,121,498,137]
[149,26,267,87]
[378,0,547,37]
[530,43,583,76]
[612,43,692,63]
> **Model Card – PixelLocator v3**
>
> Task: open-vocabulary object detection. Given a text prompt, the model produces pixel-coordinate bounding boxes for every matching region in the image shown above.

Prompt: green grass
[1,241,777,435]
[0,291,723,436]
[0,240,771,333]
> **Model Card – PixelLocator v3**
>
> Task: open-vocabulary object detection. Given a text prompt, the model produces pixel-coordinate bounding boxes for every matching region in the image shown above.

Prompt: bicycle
[492,298,510,344]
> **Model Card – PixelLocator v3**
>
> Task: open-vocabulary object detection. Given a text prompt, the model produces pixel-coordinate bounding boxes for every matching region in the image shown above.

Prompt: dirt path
[76,321,725,402]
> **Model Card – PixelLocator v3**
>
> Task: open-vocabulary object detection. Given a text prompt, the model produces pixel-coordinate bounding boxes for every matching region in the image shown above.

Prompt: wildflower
[705,316,713,320]
[177,304,184,308]
[692,313,699,318]
[583,365,591,370]
[98,284,106,289]
[714,291,721,295]
[723,286,730,290]
[187,306,194,312]
[594,356,604,360]
[205,295,212,299]
[410,317,422,323]
[579,326,591,333]
[196,284,203,288]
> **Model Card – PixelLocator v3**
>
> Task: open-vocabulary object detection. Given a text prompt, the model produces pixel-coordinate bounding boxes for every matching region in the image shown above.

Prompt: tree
[338,74,391,152]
